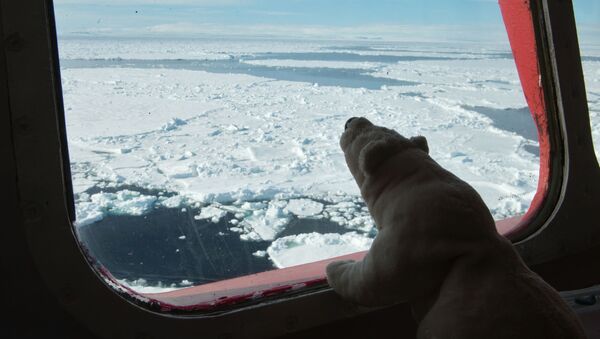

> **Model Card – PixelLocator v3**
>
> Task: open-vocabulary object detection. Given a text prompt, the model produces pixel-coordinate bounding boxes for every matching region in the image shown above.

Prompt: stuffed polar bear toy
[326,117,585,339]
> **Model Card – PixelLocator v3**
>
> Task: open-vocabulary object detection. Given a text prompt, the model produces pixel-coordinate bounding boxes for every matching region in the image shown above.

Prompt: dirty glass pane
[53,1,536,293]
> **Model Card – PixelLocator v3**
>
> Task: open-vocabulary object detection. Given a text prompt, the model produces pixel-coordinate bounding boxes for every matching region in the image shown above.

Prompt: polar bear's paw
[325,260,355,286]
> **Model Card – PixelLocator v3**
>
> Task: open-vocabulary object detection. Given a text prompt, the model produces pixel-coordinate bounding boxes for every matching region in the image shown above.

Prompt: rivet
[285,315,299,331]
[4,32,24,52]
[15,116,32,136]
[60,285,79,305]
[577,134,585,147]
[22,202,42,222]
[583,185,592,197]
[571,86,579,99]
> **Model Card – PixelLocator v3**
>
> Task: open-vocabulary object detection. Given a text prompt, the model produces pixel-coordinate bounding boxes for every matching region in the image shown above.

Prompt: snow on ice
[59,37,600,293]
[267,232,374,268]
[75,190,157,227]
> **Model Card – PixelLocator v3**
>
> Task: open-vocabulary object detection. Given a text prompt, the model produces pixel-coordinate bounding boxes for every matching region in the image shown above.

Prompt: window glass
[53,1,537,294]
[573,0,600,164]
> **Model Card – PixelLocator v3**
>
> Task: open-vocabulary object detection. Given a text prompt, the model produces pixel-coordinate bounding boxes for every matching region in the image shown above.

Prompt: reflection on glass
[54,0,535,293]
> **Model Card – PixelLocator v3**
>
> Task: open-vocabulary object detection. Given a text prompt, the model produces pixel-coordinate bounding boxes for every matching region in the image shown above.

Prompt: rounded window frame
[4,0,600,337]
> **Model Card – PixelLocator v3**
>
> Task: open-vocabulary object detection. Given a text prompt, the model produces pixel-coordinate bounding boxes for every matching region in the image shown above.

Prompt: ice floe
[267,232,373,268]
[194,206,227,223]
[75,190,157,227]
[285,198,324,217]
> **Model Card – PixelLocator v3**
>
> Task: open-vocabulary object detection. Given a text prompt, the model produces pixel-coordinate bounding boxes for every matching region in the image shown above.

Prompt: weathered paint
[141,251,366,311]
[151,278,328,313]
[89,248,363,312]
[499,0,550,233]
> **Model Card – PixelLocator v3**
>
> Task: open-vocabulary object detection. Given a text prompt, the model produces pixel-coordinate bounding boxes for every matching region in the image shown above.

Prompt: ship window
[573,1,600,165]
[53,0,540,306]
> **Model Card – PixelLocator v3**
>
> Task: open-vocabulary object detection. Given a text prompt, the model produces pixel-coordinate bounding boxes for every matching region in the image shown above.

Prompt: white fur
[326,117,585,339]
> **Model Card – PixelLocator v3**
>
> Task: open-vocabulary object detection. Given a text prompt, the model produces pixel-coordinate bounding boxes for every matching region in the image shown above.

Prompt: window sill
[135,217,523,311]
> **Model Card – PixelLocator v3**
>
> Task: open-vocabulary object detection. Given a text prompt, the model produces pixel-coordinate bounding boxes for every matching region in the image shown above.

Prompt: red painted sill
[136,217,523,311]
[140,251,364,311]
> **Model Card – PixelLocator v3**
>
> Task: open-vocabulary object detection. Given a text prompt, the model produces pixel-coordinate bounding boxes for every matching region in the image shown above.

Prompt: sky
[53,0,600,42]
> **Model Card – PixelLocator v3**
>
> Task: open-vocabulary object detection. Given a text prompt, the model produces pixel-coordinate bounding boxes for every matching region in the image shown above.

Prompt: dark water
[60,52,420,90]
[60,50,513,91]
[252,51,458,63]
[84,183,172,197]
[60,50,539,141]
[70,50,542,288]
[76,196,356,287]
[582,56,600,62]
[462,105,540,156]
[324,45,514,60]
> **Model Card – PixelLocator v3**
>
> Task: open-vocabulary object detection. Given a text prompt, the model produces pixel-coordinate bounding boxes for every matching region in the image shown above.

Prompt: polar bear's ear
[410,136,429,154]
[359,138,400,176]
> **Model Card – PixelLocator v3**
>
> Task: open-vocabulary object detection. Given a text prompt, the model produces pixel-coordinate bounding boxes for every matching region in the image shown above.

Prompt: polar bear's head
[340,117,429,185]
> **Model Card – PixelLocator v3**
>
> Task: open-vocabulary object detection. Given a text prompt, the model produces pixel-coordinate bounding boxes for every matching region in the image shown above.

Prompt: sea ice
[159,195,185,208]
[117,278,179,294]
[75,190,157,227]
[58,37,600,292]
[285,198,324,217]
[240,59,379,70]
[161,118,187,131]
[194,206,227,223]
[239,200,290,241]
[267,232,373,268]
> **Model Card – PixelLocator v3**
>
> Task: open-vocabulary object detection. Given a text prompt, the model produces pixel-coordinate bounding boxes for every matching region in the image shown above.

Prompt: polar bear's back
[416,237,586,339]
